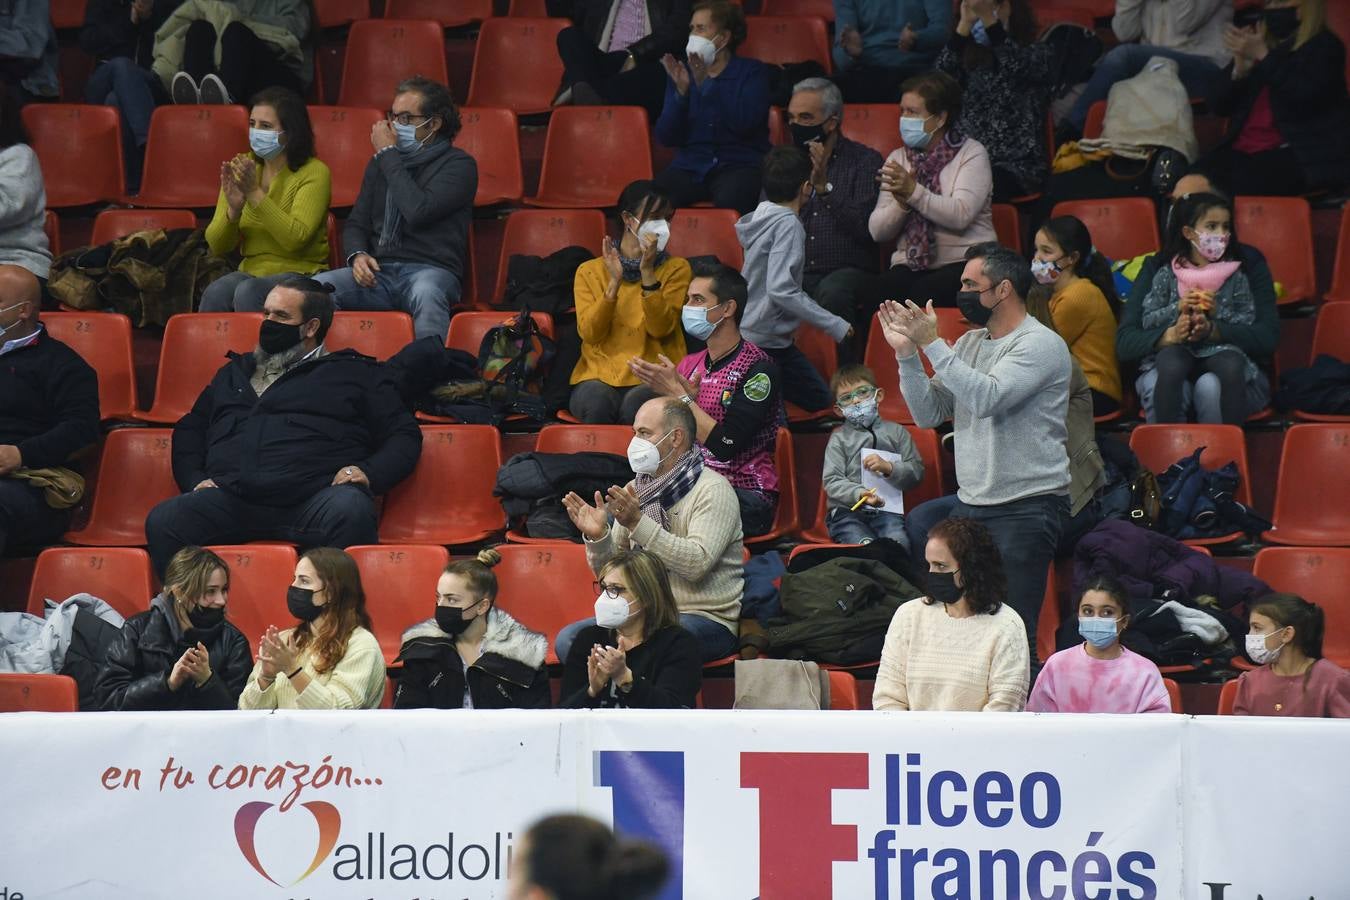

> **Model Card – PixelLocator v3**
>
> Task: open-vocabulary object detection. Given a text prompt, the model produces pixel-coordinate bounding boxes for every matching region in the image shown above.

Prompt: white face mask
[594,592,636,628]
[685,33,719,67]
[626,429,673,475]
[0,302,27,337]
[1246,628,1286,665]
[636,218,671,253]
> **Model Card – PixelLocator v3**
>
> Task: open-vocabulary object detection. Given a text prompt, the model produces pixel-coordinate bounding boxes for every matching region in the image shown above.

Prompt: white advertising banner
[0,710,1346,900]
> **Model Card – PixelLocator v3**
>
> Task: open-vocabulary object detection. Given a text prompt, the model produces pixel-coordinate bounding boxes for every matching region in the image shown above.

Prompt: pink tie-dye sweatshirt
[1026,644,1170,714]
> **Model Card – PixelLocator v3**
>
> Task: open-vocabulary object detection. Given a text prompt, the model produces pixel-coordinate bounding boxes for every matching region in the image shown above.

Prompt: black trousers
[182,20,303,104]
[1203,144,1307,197]
[654,164,762,216]
[0,479,71,558]
[144,484,379,577]
[555,27,668,119]
[867,259,966,310]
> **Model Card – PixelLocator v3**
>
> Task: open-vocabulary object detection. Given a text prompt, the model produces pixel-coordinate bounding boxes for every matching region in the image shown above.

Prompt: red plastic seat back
[326,311,415,359]
[138,106,249,207]
[42,312,138,420]
[91,208,197,246]
[745,428,798,546]
[384,0,491,26]
[65,429,178,547]
[827,670,858,709]
[535,424,632,457]
[0,673,79,712]
[493,210,606,302]
[1266,425,1350,546]
[26,547,155,619]
[466,18,570,115]
[992,203,1022,251]
[381,426,506,543]
[349,544,450,663]
[669,208,743,269]
[338,20,449,108]
[1310,302,1350,364]
[22,104,125,206]
[741,16,832,72]
[141,313,263,423]
[840,104,899,159]
[446,310,556,357]
[1234,196,1316,305]
[1252,547,1350,666]
[208,544,299,651]
[1326,208,1350,304]
[528,106,653,207]
[1128,424,1252,505]
[457,106,524,206]
[492,543,599,663]
[310,105,386,207]
[315,0,370,28]
[1049,197,1161,261]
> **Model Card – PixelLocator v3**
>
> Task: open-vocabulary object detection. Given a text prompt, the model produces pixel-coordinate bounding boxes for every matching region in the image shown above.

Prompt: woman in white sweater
[239,547,386,710]
[873,517,1029,712]
[868,70,996,311]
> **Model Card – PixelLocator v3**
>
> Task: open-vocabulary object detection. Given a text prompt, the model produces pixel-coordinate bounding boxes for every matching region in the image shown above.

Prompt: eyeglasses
[835,387,876,407]
[593,581,628,599]
[387,112,429,127]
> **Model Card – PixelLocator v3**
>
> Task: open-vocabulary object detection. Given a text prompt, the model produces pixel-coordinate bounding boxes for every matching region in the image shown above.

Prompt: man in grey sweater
[315,77,477,341]
[737,146,852,412]
[878,242,1070,662]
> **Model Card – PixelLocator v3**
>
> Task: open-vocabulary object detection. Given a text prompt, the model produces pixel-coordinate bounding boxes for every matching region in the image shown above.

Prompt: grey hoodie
[736,201,851,349]
[822,418,924,511]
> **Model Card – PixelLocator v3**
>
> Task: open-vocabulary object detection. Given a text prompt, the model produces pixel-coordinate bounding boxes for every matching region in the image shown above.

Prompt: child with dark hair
[1026,576,1170,714]
[1235,593,1350,719]
[736,145,853,412]
[821,364,923,547]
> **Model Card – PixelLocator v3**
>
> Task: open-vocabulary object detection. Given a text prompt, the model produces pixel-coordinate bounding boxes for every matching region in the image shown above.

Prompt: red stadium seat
[827,670,858,709]
[526,106,653,208]
[1162,678,1182,713]
[1252,547,1350,667]
[137,106,249,207]
[42,312,138,420]
[786,324,837,421]
[0,673,79,712]
[457,107,524,206]
[22,104,125,207]
[745,427,798,547]
[1083,99,1106,140]
[381,426,506,544]
[326,310,415,359]
[466,18,569,115]
[861,308,972,425]
[1326,207,1350,304]
[1049,198,1160,261]
[992,203,1022,251]
[1263,425,1350,546]
[137,313,262,424]
[491,542,599,663]
[208,544,299,650]
[384,0,491,26]
[1234,196,1316,306]
[349,544,449,663]
[315,0,371,28]
[507,0,548,13]
[741,16,831,73]
[768,106,788,146]
[310,106,385,207]
[840,104,899,159]
[1038,567,1060,665]
[447,310,555,358]
[801,425,943,542]
[327,210,343,268]
[91,208,197,246]
[338,20,448,109]
[44,210,60,257]
[492,209,606,303]
[26,547,155,620]
[1295,302,1350,422]
[668,208,743,269]
[1217,678,1238,715]
[49,0,87,28]
[1128,424,1252,545]
[535,424,632,456]
[65,429,178,546]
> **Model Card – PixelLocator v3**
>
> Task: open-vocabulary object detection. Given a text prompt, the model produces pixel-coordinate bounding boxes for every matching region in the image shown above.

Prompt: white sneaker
[171,71,199,104]
[199,73,231,105]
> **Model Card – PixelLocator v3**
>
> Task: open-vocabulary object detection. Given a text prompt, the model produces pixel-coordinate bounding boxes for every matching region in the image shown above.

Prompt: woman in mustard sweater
[569,181,691,424]
[200,86,330,312]
[1029,215,1123,417]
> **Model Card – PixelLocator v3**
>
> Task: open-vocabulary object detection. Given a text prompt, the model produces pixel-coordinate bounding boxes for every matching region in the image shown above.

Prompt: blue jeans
[904,492,1066,663]
[85,56,161,191]
[825,507,910,549]
[315,261,461,341]
[556,612,738,664]
[764,343,833,412]
[198,271,299,313]
[1069,44,1226,130]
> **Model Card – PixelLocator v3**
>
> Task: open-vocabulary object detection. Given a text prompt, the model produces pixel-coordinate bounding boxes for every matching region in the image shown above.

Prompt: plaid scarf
[899,130,965,271]
[634,449,704,532]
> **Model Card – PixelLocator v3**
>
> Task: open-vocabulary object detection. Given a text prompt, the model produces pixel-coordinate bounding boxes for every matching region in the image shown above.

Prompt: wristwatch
[815,182,833,197]
[642,280,662,292]
[680,394,696,405]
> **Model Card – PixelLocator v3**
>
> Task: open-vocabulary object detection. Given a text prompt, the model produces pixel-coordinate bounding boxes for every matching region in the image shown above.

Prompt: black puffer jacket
[95,596,253,710]
[546,0,690,66]
[393,608,551,710]
[172,349,422,507]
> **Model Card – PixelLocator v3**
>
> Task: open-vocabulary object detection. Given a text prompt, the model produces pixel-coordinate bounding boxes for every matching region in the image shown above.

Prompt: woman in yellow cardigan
[200,86,331,312]
[569,181,691,424]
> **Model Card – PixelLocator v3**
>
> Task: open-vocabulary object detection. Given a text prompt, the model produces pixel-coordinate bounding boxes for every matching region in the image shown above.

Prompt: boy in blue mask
[820,364,923,546]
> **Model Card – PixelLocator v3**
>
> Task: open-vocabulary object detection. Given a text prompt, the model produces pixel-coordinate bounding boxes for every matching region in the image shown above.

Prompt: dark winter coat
[547,0,690,66]
[392,608,551,710]
[172,349,422,507]
[80,0,183,66]
[94,596,253,710]
[0,329,99,467]
[561,624,701,709]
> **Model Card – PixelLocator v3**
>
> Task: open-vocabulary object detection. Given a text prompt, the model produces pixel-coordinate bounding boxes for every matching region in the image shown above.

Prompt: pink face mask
[1191,232,1229,262]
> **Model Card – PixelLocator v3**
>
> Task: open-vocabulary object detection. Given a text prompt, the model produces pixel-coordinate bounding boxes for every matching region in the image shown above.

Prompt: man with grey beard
[144,277,422,577]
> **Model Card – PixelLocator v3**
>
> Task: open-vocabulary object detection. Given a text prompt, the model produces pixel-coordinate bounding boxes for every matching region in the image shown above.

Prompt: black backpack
[1040,21,1104,99]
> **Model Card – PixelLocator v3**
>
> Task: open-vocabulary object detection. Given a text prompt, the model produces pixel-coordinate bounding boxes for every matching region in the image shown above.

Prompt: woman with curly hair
[873,517,1029,712]
[238,547,385,710]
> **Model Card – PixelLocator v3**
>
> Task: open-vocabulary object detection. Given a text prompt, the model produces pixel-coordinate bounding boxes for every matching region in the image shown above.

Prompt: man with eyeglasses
[877,241,1071,665]
[559,396,744,663]
[314,76,476,342]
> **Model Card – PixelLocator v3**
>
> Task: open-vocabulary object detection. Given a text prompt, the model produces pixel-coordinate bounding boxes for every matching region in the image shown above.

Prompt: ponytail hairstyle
[441,548,501,610]
[520,814,669,900]
[1250,593,1325,661]
[1039,216,1122,322]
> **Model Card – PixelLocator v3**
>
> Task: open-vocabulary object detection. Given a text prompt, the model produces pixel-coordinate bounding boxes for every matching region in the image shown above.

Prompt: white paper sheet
[859,447,905,516]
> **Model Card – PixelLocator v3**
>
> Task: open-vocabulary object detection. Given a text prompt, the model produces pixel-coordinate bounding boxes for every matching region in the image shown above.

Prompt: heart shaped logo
[234,800,342,885]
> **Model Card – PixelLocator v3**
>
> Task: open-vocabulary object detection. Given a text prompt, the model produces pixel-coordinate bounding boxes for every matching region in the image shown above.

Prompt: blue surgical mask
[1078,616,1120,650]
[971,18,991,46]
[248,127,284,160]
[393,120,427,152]
[899,114,934,150]
[841,396,879,429]
[681,302,724,340]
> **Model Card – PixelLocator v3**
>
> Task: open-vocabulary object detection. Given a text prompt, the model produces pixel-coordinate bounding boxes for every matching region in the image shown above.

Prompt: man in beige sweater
[560,397,744,662]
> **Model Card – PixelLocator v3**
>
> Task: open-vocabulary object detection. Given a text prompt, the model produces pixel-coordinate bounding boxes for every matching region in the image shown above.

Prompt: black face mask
[435,604,478,637]
[259,319,304,354]
[1264,7,1299,40]
[788,121,827,149]
[287,585,324,622]
[926,570,963,605]
[956,289,1001,327]
[187,605,226,629]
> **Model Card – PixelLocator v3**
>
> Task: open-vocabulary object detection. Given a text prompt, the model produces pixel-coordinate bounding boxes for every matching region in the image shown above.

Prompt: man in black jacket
[0,265,100,557]
[550,0,690,118]
[314,77,477,342]
[144,277,423,576]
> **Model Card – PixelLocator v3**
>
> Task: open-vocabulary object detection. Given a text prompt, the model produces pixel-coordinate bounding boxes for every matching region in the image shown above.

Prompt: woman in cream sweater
[873,517,1029,712]
[239,547,385,710]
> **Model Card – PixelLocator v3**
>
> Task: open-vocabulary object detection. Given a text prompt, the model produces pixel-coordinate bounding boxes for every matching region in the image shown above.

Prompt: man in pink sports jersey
[630,260,785,536]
